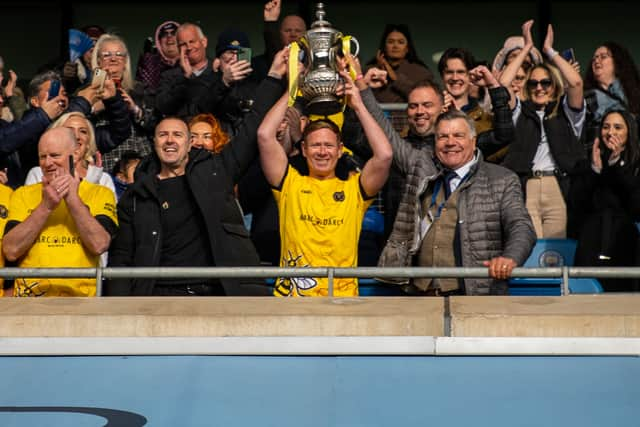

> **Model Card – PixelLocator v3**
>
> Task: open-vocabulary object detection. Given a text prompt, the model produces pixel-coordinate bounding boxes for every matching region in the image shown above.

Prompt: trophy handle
[349,37,360,57]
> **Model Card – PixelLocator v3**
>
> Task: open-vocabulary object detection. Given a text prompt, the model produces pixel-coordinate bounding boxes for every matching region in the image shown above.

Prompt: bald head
[40,127,76,151]
[280,15,305,45]
[39,127,77,179]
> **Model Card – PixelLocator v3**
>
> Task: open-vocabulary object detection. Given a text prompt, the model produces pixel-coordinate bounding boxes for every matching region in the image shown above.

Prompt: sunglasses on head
[526,78,553,90]
[160,29,176,38]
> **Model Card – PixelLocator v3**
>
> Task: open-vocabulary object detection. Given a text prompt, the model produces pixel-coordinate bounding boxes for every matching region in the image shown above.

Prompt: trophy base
[305,96,343,117]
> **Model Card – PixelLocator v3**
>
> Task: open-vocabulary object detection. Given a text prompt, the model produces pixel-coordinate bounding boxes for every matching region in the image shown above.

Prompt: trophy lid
[308,2,338,36]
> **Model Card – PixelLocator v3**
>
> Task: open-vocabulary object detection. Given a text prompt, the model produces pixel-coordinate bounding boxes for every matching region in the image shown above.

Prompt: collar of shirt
[192,61,209,77]
[447,150,479,193]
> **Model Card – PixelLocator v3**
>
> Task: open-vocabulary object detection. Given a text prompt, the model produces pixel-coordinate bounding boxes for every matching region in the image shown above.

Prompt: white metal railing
[0,266,637,296]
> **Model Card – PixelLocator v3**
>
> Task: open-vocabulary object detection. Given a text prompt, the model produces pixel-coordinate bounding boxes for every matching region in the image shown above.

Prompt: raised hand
[338,70,364,111]
[441,90,454,113]
[603,134,625,158]
[180,45,193,78]
[543,24,555,54]
[5,70,18,97]
[592,137,603,171]
[469,65,499,88]
[41,96,66,120]
[264,0,281,22]
[268,47,290,80]
[364,68,388,89]
[42,171,68,210]
[101,77,117,99]
[522,19,534,49]
[221,58,253,86]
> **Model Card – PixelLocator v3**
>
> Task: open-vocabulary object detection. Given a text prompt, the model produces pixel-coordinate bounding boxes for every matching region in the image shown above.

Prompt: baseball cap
[215,28,250,57]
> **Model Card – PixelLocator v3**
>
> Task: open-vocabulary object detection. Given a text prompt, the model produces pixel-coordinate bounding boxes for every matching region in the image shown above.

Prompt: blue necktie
[443,171,457,200]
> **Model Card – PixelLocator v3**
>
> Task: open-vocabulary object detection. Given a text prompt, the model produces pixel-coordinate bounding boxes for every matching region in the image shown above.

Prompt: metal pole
[328,268,334,296]
[96,266,103,297]
[562,266,570,295]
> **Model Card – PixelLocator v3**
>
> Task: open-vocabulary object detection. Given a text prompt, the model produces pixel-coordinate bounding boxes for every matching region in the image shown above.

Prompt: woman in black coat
[570,109,640,292]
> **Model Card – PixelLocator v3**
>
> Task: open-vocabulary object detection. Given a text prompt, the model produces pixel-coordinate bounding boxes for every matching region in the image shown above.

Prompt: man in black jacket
[106,50,288,296]
[155,23,223,121]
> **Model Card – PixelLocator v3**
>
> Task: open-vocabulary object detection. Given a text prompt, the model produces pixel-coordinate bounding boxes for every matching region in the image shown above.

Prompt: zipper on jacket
[151,230,160,263]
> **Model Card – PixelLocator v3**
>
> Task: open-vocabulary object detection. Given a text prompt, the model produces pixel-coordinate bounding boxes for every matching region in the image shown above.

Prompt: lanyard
[429,172,470,219]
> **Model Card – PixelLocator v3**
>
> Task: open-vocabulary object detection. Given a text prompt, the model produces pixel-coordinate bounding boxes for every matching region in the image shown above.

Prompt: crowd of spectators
[1,0,640,297]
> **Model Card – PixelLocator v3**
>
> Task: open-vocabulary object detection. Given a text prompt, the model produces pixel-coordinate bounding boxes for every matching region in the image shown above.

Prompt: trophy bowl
[299,66,343,116]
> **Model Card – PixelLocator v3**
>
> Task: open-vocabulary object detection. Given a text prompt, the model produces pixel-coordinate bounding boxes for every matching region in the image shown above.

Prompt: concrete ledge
[0,297,443,337]
[450,295,640,337]
[3,295,640,339]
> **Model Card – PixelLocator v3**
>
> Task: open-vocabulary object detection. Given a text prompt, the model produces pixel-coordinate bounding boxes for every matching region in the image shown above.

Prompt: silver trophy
[296,3,359,116]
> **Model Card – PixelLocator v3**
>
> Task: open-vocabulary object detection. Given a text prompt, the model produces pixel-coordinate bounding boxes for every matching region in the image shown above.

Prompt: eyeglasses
[99,51,127,60]
[526,78,553,90]
[592,53,612,62]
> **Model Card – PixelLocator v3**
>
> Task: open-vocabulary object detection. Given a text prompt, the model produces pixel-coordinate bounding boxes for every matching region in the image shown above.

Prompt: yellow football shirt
[8,180,117,297]
[273,166,373,297]
[0,184,13,296]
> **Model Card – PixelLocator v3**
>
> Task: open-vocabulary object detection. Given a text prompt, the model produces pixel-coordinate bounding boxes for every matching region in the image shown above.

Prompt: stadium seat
[508,239,603,295]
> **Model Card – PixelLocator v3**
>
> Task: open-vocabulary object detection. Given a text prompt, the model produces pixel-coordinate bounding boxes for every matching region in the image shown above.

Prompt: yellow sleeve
[0,185,12,293]
[272,164,295,204]
[87,185,118,226]
[7,186,34,223]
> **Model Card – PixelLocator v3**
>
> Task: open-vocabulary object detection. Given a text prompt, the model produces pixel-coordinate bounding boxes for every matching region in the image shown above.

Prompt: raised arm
[352,60,414,174]
[341,70,392,197]
[499,20,534,110]
[222,48,288,184]
[543,24,583,109]
[257,93,289,187]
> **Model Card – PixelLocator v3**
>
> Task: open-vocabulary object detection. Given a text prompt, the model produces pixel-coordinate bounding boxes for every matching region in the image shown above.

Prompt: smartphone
[237,47,252,63]
[68,155,74,177]
[48,79,61,100]
[92,68,107,92]
[561,48,576,62]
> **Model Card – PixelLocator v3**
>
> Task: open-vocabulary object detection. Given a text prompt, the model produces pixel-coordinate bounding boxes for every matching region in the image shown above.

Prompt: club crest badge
[0,204,7,219]
[333,191,345,202]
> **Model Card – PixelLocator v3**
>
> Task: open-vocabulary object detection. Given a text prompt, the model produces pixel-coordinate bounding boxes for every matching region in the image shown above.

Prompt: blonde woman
[501,21,588,238]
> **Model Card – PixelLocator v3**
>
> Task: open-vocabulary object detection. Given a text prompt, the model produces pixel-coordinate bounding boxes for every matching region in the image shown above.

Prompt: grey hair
[178,22,206,39]
[434,109,477,138]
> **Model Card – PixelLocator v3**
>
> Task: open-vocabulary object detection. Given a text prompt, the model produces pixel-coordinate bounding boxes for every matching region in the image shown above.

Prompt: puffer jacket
[361,86,534,294]
[378,152,535,294]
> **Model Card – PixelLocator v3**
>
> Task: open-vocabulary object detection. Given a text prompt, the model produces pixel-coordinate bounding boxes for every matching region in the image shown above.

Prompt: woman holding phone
[91,34,154,172]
